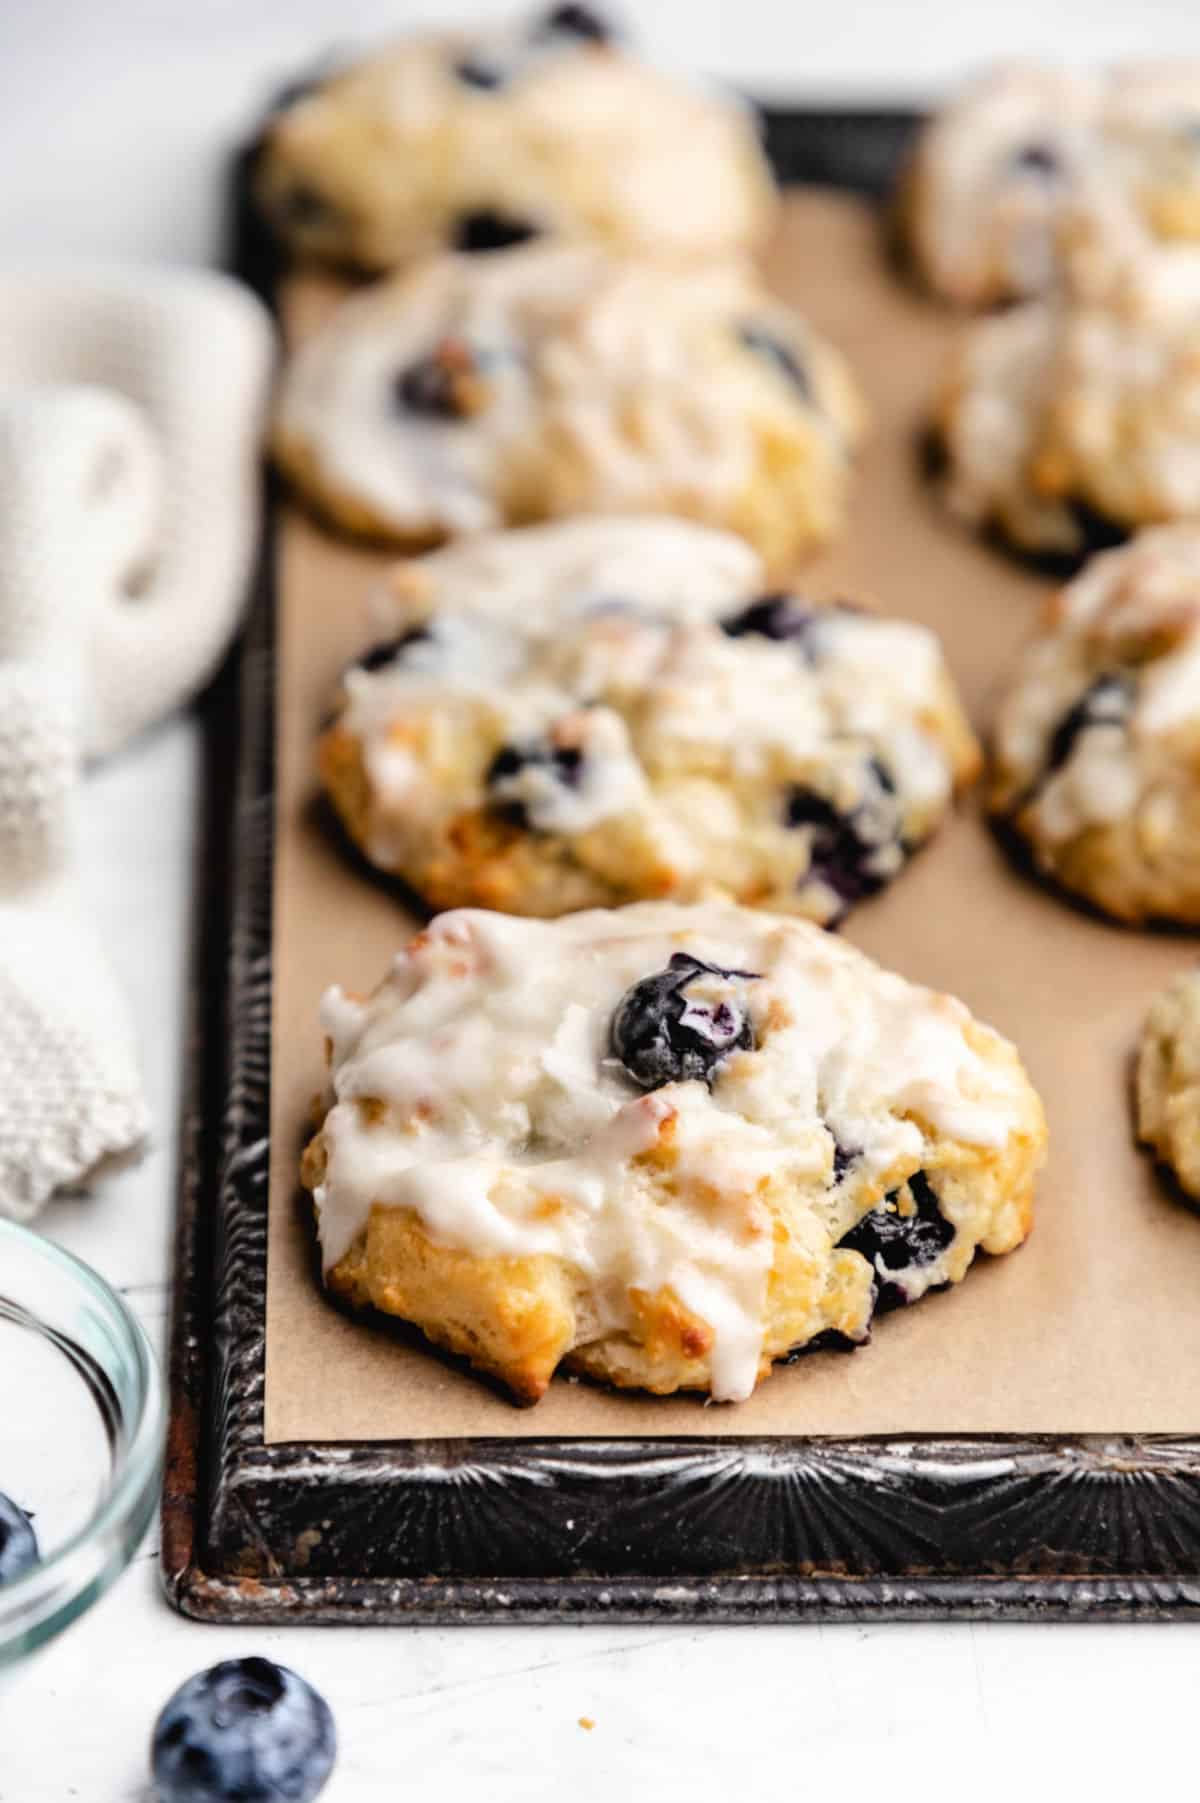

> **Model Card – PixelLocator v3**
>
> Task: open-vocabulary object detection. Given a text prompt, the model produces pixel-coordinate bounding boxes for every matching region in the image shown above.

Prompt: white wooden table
[7,2,1200,1794]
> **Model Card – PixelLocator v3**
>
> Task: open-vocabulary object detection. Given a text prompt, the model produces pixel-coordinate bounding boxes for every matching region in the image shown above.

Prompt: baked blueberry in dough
[317,516,979,925]
[899,62,1200,309]
[301,901,1047,1402]
[273,242,866,573]
[255,4,775,273]
[931,237,1200,561]
[1137,965,1200,1197]
[990,526,1200,924]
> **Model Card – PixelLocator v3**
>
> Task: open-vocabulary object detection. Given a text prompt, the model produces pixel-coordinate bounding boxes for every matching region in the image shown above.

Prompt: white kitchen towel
[0,272,274,1219]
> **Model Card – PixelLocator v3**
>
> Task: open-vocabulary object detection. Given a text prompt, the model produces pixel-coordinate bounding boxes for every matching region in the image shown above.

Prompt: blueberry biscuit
[317,517,979,925]
[990,527,1200,924]
[898,65,1103,308]
[1137,965,1200,1196]
[932,241,1200,560]
[301,902,1047,1402]
[273,242,865,572]
[900,63,1200,310]
[255,4,775,273]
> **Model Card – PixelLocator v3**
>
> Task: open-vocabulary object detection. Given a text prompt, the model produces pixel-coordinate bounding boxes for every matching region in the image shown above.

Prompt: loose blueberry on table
[0,1491,38,1585]
[151,1657,335,1803]
[611,952,758,1090]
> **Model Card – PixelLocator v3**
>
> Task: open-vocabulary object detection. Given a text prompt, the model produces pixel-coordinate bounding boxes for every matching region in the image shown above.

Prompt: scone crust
[272,242,865,575]
[318,518,979,927]
[303,903,1047,1404]
[1137,965,1200,1196]
[255,11,776,273]
[990,526,1200,924]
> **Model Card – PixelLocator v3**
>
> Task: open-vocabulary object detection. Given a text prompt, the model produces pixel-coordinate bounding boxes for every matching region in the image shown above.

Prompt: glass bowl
[0,1219,163,1669]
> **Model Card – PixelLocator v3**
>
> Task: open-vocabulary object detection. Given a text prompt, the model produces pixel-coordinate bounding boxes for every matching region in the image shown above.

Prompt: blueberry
[0,1492,38,1586]
[453,210,540,252]
[1066,498,1128,559]
[393,345,477,419]
[737,323,813,405]
[351,626,433,674]
[831,1137,859,1184]
[781,1326,866,1362]
[837,1170,956,1309]
[786,758,902,916]
[1045,673,1132,775]
[486,738,584,828]
[722,593,821,645]
[280,183,335,231]
[151,1658,335,1803]
[1010,141,1062,180]
[721,593,866,664]
[454,55,507,89]
[533,3,615,44]
[611,952,758,1090]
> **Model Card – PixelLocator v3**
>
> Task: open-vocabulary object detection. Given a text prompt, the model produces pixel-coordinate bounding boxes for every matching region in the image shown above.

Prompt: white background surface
[4,1,1200,1797]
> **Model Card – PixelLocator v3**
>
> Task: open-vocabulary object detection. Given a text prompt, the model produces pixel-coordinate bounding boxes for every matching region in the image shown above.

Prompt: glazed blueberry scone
[274,242,864,572]
[318,517,980,926]
[931,240,1200,561]
[1136,965,1200,1196]
[255,4,775,272]
[900,63,1200,310]
[301,903,1047,1402]
[899,65,1103,309]
[990,527,1200,924]
[1101,65,1200,249]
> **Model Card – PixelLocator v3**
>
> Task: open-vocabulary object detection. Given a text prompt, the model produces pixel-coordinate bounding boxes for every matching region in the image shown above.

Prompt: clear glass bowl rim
[0,1219,164,1657]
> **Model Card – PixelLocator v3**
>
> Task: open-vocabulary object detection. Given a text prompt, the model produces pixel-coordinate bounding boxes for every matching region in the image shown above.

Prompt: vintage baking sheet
[265,191,1200,1442]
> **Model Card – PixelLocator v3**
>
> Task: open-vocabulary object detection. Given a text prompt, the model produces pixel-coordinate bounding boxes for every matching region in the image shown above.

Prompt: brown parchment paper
[265,191,1200,1443]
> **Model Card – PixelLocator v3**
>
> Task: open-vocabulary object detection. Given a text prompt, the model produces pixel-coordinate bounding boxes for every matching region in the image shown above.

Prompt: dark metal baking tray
[162,106,1200,1624]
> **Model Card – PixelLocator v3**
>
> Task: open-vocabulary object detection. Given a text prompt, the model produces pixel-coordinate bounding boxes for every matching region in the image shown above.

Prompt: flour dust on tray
[301,901,1047,1403]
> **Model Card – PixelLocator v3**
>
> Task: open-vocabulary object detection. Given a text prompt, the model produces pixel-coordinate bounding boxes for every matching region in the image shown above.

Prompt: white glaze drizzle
[314,902,1031,1401]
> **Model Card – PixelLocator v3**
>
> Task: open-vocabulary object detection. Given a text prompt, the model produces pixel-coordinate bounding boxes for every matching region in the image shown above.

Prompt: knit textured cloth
[0,270,273,1219]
